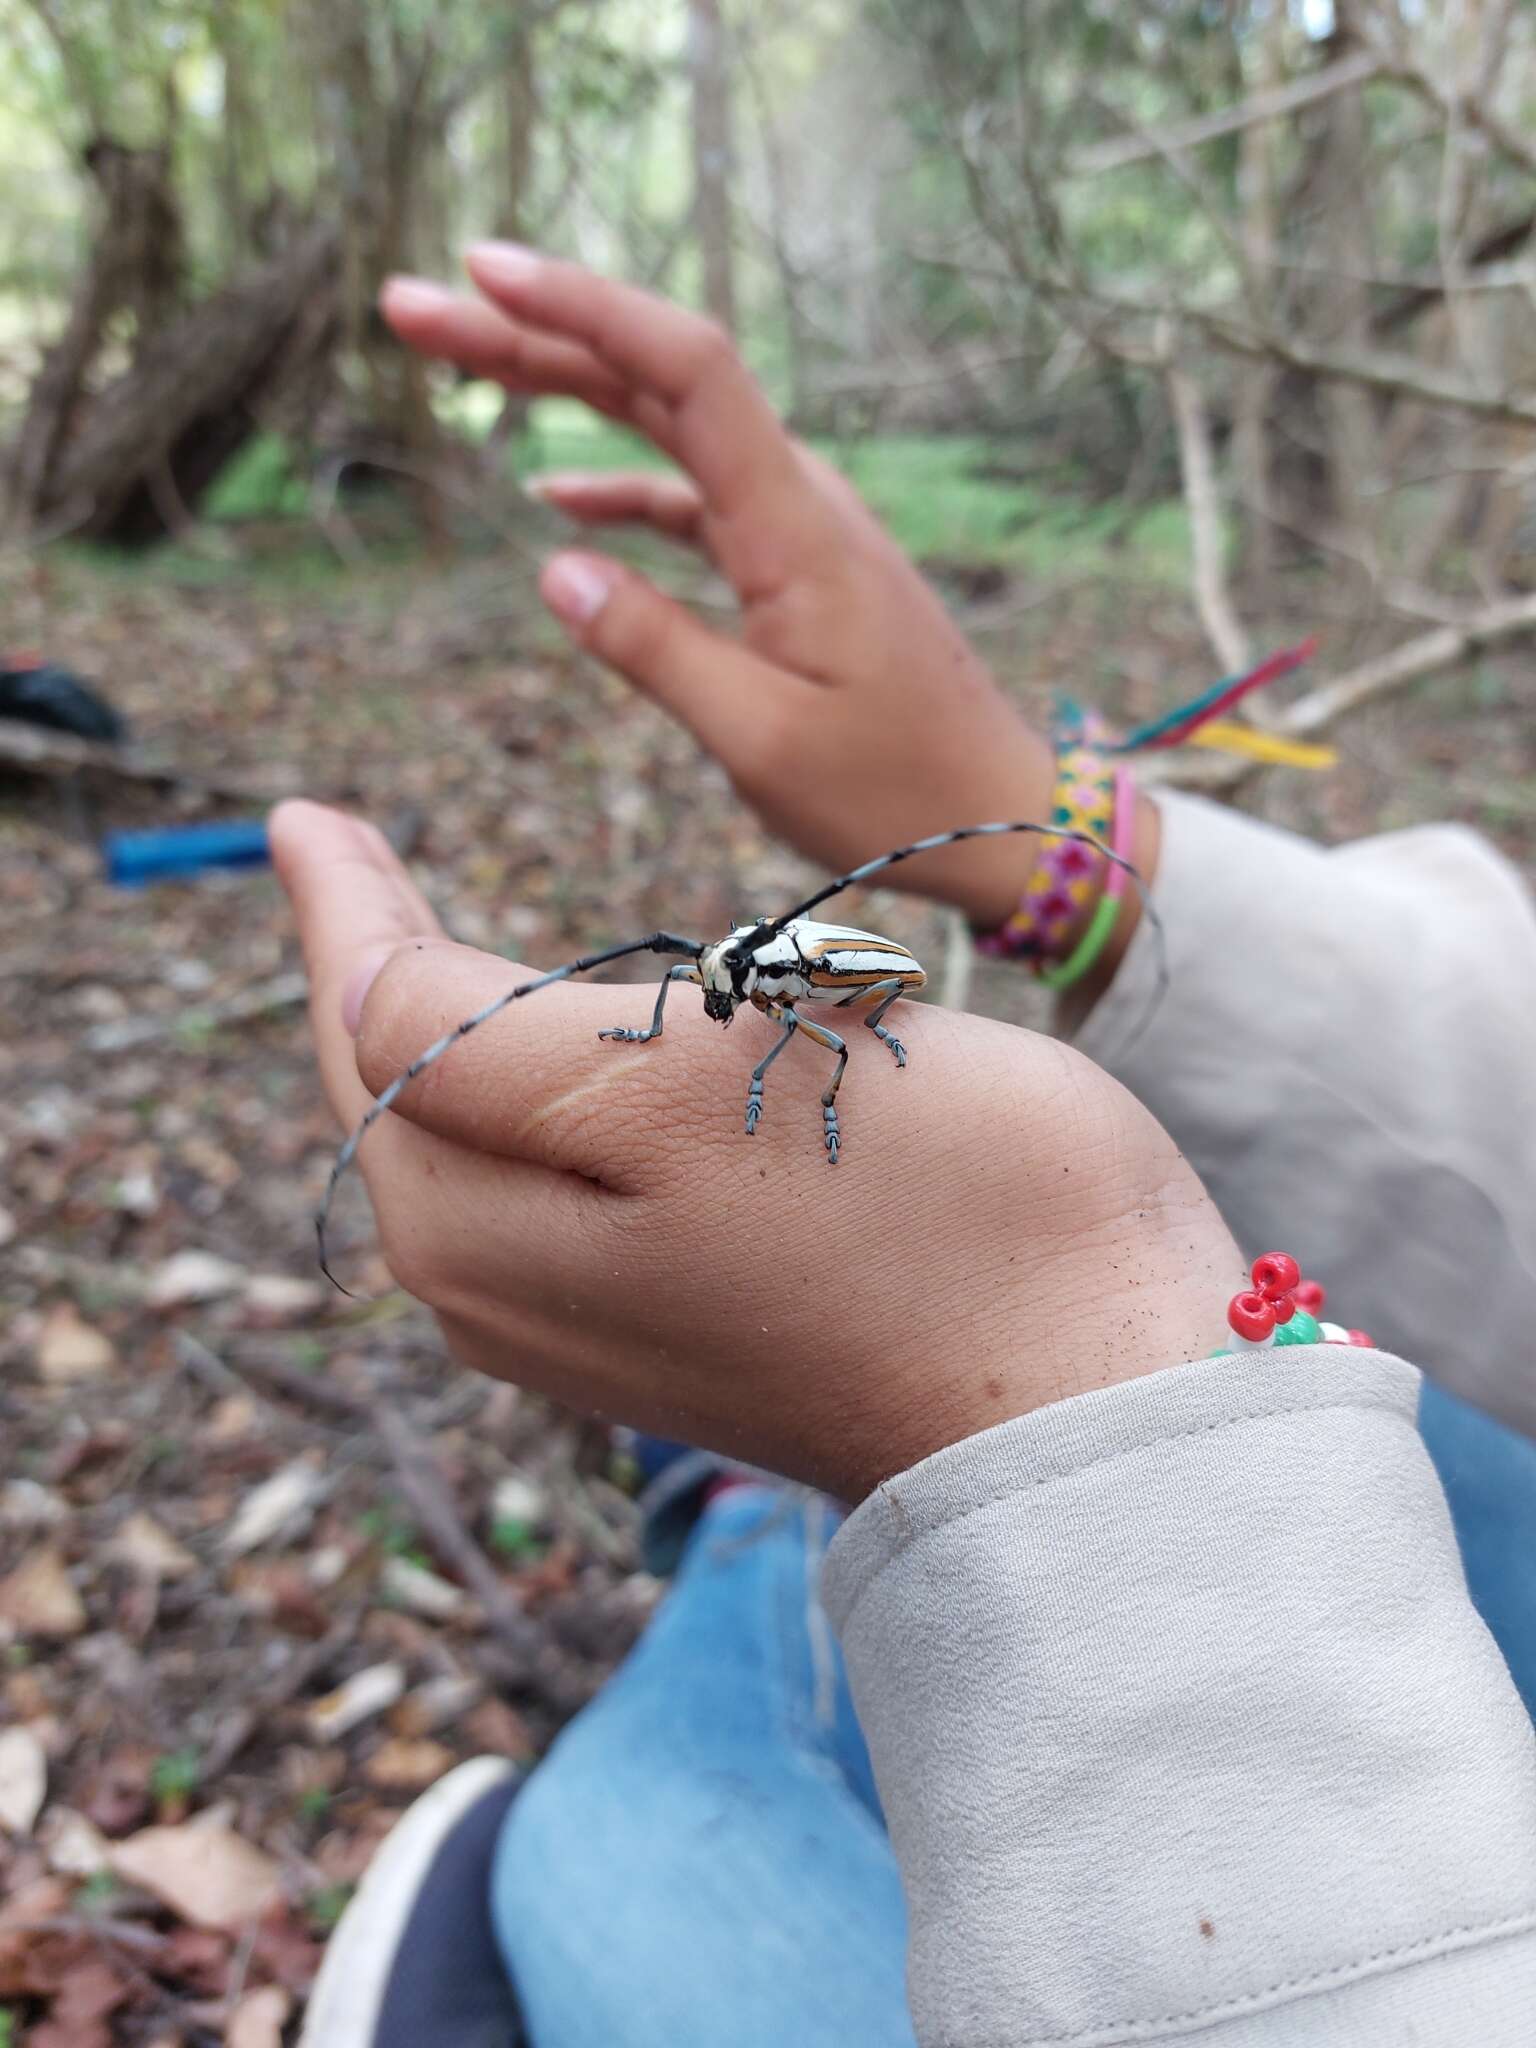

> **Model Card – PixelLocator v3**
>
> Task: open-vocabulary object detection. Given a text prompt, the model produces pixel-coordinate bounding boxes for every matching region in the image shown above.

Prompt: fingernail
[542,552,616,626]
[382,275,457,315]
[523,472,596,501]
[467,241,542,290]
[342,942,402,1037]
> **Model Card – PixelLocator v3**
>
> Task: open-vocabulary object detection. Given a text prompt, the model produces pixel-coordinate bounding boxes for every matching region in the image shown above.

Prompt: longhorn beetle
[316,819,1165,1289]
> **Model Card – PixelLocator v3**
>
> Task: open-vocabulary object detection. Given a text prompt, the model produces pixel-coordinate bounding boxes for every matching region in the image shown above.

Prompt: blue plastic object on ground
[103,819,271,886]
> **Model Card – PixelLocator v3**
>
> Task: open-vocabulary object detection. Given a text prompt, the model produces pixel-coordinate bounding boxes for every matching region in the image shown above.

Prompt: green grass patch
[44,399,1194,595]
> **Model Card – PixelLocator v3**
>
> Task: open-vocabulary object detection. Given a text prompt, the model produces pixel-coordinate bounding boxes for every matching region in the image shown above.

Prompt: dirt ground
[3,520,1534,2043]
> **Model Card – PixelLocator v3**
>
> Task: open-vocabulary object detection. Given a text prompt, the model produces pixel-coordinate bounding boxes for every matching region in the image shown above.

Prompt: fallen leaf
[464,1697,536,1762]
[229,1561,331,1638]
[0,1546,87,1639]
[379,1556,470,1621]
[29,2012,114,2048]
[78,1750,154,1837]
[146,1250,247,1309]
[108,1511,196,1581]
[240,1273,325,1326]
[220,1456,324,1557]
[0,1726,47,1835]
[35,1302,117,1384]
[38,1806,111,1876]
[391,1673,483,1737]
[250,1904,323,1995]
[111,1820,281,1932]
[0,1478,69,1529]
[42,1953,129,2030]
[305,1662,406,1742]
[226,1983,292,2048]
[206,1394,257,1441]
[492,1473,547,1527]
[362,1737,455,1791]
[158,1924,231,1995]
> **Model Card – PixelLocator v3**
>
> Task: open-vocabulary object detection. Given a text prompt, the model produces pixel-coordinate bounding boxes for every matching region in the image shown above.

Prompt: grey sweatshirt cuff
[824,1350,1536,2046]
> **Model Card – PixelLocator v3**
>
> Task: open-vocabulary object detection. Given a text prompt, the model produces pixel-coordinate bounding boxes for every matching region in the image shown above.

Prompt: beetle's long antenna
[317,930,704,1293]
[738,821,1167,1050]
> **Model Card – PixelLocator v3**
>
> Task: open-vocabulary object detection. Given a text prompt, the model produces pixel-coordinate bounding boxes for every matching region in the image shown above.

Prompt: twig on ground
[84,972,309,1053]
[199,1621,357,1780]
[374,1403,545,1672]
[0,719,263,800]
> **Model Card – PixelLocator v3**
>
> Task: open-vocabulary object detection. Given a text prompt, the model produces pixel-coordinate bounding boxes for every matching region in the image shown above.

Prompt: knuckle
[688,316,735,379]
[738,700,809,799]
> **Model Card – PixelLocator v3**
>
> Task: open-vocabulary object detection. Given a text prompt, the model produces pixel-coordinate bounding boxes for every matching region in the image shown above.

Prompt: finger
[268,799,444,1128]
[539,549,808,764]
[464,245,824,562]
[381,277,643,428]
[525,470,707,550]
[352,938,718,1186]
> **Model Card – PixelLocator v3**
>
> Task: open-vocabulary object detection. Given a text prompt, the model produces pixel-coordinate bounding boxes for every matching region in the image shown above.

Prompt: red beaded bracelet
[1224,1253,1373,1353]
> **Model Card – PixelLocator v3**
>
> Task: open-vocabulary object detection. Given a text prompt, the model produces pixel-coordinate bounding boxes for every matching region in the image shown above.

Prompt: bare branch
[1148,593,1536,794]
[1066,50,1380,180]
[1166,361,1251,673]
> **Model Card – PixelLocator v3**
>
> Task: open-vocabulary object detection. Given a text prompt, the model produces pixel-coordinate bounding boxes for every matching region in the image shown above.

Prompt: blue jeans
[491,1389,1536,2046]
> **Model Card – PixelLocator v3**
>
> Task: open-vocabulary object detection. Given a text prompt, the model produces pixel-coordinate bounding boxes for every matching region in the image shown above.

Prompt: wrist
[828,1137,1239,1500]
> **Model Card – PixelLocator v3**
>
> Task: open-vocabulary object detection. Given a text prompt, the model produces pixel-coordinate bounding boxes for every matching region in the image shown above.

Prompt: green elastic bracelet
[1038,888,1119,992]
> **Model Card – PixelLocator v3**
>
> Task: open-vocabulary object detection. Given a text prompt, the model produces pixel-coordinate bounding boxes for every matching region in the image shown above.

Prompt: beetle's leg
[598,964,702,1045]
[860,976,911,1068]
[744,1004,799,1134]
[791,1011,849,1163]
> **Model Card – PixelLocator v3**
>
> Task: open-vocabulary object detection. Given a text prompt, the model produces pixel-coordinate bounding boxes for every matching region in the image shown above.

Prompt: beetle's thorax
[698,922,809,1020]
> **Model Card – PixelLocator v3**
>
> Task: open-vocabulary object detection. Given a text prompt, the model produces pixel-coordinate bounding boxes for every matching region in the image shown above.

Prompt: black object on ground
[0,659,129,744]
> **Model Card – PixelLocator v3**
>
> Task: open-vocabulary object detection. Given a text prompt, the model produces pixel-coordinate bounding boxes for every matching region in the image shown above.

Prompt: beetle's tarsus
[599,1026,655,1044]
[745,1077,764,1134]
[823,1102,841,1163]
[872,1024,907,1067]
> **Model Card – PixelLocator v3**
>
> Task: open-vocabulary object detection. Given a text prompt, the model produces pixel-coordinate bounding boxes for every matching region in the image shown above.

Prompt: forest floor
[3,493,1535,2045]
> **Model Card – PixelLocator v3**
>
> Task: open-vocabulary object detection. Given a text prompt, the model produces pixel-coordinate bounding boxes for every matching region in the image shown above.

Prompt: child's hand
[381,248,1058,932]
[272,800,1235,1501]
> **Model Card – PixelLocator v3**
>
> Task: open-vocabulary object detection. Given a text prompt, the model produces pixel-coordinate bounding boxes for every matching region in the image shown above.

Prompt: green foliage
[74,1870,124,1912]
[306,1882,355,1934]
[489,1516,542,1561]
[358,1505,429,1566]
[150,1747,202,1802]
[0,2006,14,2048]
[205,434,309,522]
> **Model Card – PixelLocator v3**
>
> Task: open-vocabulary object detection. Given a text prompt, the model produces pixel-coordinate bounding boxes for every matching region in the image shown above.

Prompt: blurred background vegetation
[2,0,1534,623]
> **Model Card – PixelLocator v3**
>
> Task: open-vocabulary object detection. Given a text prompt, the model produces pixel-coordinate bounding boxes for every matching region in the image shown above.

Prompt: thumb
[540,549,806,767]
[269,799,446,1127]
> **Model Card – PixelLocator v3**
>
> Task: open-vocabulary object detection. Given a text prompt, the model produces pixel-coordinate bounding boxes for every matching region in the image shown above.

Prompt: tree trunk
[688,0,737,333]
[25,226,340,547]
[5,142,185,536]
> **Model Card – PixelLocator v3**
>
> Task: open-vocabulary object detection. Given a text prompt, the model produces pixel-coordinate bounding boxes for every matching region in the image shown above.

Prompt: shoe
[299,1757,524,2047]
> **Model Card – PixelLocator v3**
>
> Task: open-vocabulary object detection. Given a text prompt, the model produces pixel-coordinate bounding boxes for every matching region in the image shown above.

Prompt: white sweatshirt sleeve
[824,1349,1536,2048]
[1072,793,1536,1435]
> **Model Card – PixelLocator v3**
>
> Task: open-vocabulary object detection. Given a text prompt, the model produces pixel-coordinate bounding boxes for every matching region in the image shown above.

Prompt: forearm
[826,1348,1536,2048]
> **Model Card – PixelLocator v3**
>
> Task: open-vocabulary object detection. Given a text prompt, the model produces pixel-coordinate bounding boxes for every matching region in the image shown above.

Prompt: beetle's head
[699,931,757,1022]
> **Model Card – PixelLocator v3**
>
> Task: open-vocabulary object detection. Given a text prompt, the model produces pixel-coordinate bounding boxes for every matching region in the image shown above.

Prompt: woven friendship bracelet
[974,706,1114,963]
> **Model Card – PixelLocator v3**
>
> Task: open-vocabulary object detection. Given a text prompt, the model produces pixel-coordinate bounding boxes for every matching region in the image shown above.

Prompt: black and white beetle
[316,819,1164,1288]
